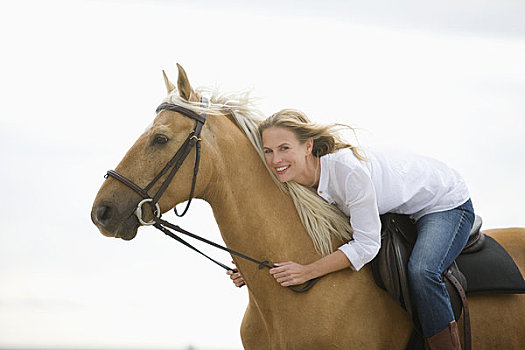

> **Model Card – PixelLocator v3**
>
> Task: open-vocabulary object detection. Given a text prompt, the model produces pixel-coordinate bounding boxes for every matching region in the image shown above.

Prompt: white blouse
[317,147,470,271]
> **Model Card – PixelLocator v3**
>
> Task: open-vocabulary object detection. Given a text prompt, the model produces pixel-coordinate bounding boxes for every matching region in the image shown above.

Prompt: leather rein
[105,99,320,293]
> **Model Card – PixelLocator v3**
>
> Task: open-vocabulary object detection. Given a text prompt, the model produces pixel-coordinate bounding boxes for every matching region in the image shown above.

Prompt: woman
[228,109,474,349]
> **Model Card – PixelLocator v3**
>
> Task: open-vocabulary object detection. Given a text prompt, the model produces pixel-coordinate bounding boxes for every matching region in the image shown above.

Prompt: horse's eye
[154,134,169,144]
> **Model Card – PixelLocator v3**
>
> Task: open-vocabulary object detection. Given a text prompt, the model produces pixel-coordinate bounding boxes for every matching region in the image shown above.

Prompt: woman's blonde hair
[259,109,366,160]
[258,109,366,255]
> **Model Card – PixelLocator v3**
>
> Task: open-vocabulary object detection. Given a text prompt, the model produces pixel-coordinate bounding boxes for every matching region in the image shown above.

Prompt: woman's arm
[269,250,352,287]
[270,158,381,286]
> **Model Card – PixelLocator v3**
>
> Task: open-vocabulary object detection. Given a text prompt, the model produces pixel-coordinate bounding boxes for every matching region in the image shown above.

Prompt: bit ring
[135,198,161,226]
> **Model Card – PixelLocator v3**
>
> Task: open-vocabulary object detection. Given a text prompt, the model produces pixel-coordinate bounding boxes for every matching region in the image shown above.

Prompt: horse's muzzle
[91,200,139,240]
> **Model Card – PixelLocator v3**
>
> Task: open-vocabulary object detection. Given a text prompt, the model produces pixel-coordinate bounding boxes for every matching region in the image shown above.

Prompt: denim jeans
[408,199,475,337]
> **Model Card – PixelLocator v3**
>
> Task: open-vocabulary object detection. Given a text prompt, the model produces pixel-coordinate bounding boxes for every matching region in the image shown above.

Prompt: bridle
[106,100,207,224]
[105,98,321,293]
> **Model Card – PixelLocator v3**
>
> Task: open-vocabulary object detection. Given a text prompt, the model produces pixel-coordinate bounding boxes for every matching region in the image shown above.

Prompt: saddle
[371,213,525,350]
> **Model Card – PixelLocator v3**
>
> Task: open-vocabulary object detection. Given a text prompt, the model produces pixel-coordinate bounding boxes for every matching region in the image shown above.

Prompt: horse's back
[466,228,525,349]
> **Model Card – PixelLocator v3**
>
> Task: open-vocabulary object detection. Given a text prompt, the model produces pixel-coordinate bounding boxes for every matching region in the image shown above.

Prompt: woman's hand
[269,261,313,287]
[269,252,352,287]
[226,261,245,288]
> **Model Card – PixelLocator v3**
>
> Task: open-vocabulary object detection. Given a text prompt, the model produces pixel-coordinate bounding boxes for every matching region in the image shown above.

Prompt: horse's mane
[164,88,353,256]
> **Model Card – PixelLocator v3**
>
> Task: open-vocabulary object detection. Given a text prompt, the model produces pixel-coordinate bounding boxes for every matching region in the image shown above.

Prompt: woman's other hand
[227,261,245,288]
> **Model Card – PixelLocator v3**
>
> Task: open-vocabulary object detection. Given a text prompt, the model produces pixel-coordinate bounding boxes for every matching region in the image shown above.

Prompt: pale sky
[1,0,524,349]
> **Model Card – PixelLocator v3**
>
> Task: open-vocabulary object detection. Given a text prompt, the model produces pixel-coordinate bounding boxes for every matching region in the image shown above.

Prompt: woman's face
[262,126,312,183]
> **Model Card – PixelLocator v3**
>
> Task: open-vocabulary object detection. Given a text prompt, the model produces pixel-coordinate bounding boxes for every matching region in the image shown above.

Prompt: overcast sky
[1,0,524,349]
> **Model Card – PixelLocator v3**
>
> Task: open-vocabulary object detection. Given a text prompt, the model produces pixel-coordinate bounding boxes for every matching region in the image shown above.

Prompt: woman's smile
[275,165,290,175]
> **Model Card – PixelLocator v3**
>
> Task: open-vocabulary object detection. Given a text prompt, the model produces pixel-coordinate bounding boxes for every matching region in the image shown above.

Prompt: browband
[156,102,207,124]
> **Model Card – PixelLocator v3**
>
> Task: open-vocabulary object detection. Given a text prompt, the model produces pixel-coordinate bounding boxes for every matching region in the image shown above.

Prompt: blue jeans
[408,199,475,337]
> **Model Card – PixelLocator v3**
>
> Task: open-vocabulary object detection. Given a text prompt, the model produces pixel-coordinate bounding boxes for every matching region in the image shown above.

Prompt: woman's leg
[408,199,475,338]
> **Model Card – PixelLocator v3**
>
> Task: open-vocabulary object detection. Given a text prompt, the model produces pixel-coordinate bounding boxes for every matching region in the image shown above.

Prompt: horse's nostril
[93,204,113,226]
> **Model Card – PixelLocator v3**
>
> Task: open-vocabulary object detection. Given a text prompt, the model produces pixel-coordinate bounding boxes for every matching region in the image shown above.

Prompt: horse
[91,64,525,349]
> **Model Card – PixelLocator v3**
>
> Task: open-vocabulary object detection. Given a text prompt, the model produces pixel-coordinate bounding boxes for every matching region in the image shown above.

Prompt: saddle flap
[374,214,417,315]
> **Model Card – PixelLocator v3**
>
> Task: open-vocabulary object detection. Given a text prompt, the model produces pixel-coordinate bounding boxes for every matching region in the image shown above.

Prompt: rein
[105,99,321,293]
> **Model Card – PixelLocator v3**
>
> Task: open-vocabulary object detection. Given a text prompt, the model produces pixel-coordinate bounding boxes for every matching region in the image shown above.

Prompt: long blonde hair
[259,109,365,255]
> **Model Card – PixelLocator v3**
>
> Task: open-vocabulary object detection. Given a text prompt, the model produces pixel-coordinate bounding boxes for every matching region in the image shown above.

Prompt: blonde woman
[228,109,474,349]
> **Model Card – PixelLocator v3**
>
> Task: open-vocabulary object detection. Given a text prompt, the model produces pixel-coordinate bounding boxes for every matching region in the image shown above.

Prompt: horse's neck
[197,123,396,339]
[202,134,321,290]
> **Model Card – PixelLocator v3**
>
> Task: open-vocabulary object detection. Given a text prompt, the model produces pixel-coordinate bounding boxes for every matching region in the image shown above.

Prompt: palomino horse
[91,65,525,349]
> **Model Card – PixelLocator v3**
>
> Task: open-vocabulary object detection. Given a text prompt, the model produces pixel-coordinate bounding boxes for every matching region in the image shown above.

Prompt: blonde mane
[164,88,353,256]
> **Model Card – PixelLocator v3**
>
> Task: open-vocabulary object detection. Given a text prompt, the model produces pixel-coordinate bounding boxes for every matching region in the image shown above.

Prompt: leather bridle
[104,98,321,293]
[106,100,207,224]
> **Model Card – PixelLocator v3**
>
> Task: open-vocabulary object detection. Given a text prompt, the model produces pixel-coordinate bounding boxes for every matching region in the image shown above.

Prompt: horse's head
[91,64,219,240]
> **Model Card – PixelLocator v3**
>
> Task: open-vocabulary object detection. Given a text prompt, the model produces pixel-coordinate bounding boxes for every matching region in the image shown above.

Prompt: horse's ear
[176,63,198,102]
[162,70,176,94]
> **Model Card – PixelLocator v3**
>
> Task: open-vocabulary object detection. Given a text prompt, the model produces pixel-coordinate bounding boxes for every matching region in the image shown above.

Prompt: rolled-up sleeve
[336,166,381,271]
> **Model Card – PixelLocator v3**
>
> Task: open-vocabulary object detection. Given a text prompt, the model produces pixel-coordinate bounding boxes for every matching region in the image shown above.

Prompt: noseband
[104,98,320,293]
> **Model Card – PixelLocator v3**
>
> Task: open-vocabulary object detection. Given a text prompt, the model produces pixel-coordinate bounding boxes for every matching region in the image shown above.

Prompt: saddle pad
[455,235,525,295]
